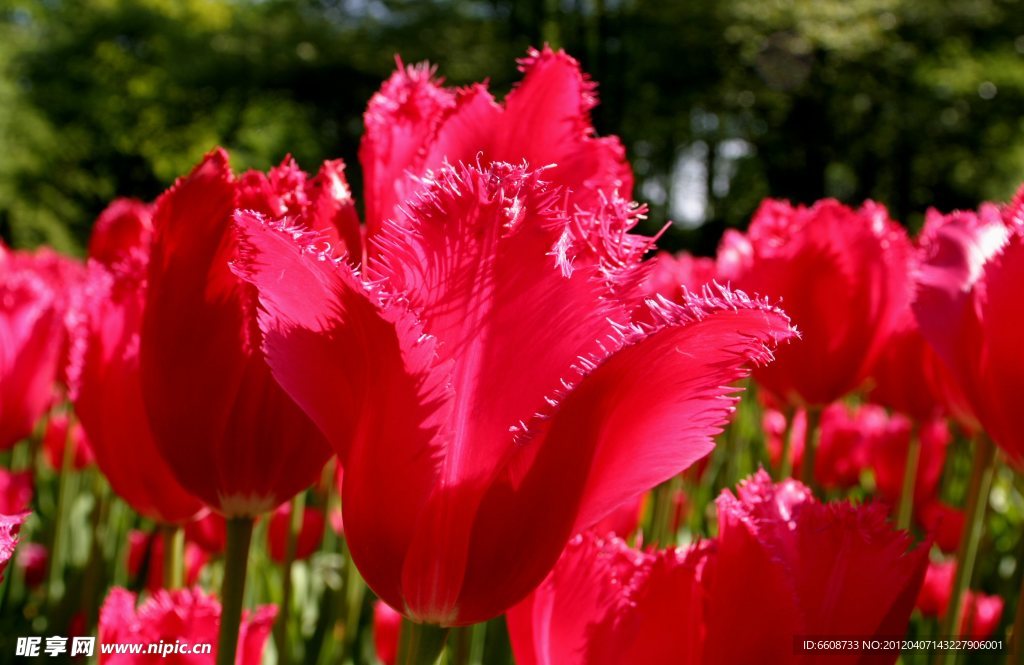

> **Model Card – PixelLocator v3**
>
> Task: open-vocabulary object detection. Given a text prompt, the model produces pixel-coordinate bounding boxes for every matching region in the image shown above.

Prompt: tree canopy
[1,0,1022,254]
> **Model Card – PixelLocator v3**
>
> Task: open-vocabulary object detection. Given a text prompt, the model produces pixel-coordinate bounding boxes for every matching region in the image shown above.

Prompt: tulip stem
[937,435,995,665]
[396,618,449,665]
[274,492,306,665]
[799,407,821,489]
[161,524,185,589]
[896,426,922,530]
[340,537,367,664]
[217,516,255,665]
[448,626,473,665]
[46,414,77,608]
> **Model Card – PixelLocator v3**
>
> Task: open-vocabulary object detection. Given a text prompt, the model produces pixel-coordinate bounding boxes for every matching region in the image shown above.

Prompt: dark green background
[1,0,1022,255]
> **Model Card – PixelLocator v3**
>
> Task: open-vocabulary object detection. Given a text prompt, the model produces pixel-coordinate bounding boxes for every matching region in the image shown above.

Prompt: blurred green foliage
[0,0,1022,254]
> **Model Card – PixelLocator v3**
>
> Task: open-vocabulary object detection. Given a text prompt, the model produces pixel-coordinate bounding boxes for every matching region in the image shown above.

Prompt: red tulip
[0,512,27,582]
[99,587,275,664]
[705,471,927,663]
[0,469,33,514]
[642,251,718,301]
[71,205,203,524]
[138,150,353,516]
[42,411,94,471]
[16,542,48,588]
[866,308,949,422]
[868,417,949,507]
[813,403,879,490]
[0,255,65,450]
[360,47,632,241]
[509,471,928,665]
[234,159,796,625]
[373,600,402,665]
[918,501,965,554]
[184,512,227,555]
[724,198,913,406]
[266,503,325,563]
[127,530,209,593]
[88,198,154,266]
[508,531,708,665]
[762,404,870,488]
[913,198,1024,466]
[915,560,1005,638]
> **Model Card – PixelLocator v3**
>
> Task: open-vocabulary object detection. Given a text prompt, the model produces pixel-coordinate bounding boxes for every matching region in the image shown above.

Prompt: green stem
[217,517,255,665]
[81,473,111,631]
[448,626,473,665]
[340,538,367,664]
[161,524,184,589]
[46,414,77,608]
[897,426,922,531]
[936,435,995,665]
[396,618,449,665]
[652,475,683,546]
[799,408,821,490]
[274,492,306,665]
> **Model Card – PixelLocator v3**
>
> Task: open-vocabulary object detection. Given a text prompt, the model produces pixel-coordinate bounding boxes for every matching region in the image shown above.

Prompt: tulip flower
[916,561,1004,639]
[235,158,796,629]
[87,198,154,266]
[374,601,402,665]
[360,46,632,240]
[184,512,227,556]
[0,512,27,582]
[914,200,1024,467]
[868,417,949,509]
[0,469,33,514]
[508,472,928,665]
[70,202,203,525]
[41,411,94,471]
[724,198,913,407]
[16,542,48,588]
[866,308,950,423]
[508,531,708,665]
[139,152,349,516]
[707,472,928,663]
[918,501,965,554]
[98,587,276,664]
[0,255,65,450]
[139,149,356,664]
[267,503,325,563]
[912,199,1022,642]
[641,251,718,302]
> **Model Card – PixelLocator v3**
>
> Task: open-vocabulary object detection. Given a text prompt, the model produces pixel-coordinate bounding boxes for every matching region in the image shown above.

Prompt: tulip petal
[368,162,625,486]
[976,233,1024,466]
[456,288,795,622]
[360,60,457,235]
[232,210,451,607]
[497,47,632,204]
[74,261,203,523]
[566,290,797,531]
